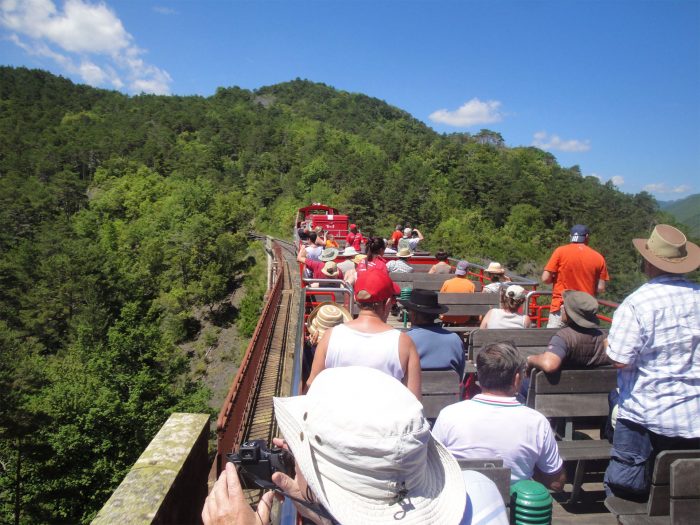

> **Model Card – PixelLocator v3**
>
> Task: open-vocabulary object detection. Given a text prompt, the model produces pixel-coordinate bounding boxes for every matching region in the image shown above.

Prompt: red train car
[294,203,348,241]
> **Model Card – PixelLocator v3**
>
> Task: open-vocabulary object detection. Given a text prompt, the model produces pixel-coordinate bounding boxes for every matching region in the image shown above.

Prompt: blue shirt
[606,274,700,438]
[407,325,465,378]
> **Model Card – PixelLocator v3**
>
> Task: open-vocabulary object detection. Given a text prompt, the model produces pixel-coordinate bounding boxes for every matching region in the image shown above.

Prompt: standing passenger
[604,224,700,498]
[345,223,364,252]
[307,269,422,398]
[542,225,609,328]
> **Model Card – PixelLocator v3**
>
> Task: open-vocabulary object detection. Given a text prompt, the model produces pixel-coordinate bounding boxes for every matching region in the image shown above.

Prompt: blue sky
[1,0,698,200]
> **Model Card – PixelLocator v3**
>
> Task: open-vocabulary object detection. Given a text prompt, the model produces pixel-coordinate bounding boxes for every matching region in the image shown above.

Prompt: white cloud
[643,183,691,194]
[429,98,504,127]
[610,175,625,187]
[0,0,172,94]
[532,131,591,152]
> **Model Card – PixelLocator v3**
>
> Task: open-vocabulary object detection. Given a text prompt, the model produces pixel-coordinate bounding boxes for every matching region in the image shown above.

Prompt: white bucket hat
[342,246,358,256]
[273,367,466,525]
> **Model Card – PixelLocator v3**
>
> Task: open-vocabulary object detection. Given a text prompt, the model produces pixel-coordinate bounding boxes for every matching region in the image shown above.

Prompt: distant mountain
[659,194,700,237]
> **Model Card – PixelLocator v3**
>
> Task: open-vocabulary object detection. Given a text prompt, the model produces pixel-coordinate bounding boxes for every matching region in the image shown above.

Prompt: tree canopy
[0,66,690,523]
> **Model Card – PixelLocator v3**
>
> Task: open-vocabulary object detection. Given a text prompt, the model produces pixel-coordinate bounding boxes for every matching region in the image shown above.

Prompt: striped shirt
[433,394,562,482]
[607,275,700,438]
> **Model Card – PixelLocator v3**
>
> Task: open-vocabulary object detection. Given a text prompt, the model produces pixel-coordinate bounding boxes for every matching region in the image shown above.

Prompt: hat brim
[273,396,466,525]
[320,249,339,262]
[398,300,448,315]
[306,303,352,332]
[632,238,700,274]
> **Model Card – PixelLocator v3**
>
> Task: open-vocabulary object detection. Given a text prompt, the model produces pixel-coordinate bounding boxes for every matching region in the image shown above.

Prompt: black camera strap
[241,468,339,524]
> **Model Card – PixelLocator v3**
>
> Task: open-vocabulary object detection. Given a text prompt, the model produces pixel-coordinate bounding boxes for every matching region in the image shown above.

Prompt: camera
[227,439,295,489]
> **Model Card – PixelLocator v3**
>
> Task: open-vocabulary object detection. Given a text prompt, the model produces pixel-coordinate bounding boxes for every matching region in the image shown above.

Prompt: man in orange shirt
[542,225,609,328]
[439,260,476,325]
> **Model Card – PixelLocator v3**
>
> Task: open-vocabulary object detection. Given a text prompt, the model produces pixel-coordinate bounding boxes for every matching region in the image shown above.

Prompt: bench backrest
[457,459,511,506]
[525,369,617,417]
[647,450,700,516]
[670,458,700,523]
[471,328,560,358]
[436,292,493,317]
[421,369,461,422]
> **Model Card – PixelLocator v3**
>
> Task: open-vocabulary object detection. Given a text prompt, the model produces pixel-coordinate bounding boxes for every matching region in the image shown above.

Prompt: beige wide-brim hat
[321,261,339,278]
[485,262,505,274]
[396,247,412,258]
[632,224,700,274]
[273,367,466,525]
[306,303,352,340]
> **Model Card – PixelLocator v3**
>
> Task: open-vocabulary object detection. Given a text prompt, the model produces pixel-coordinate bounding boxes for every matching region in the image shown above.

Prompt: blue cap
[570,224,590,243]
[455,260,469,275]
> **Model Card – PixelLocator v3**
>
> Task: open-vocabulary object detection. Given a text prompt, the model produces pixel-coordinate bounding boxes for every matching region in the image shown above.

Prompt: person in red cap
[345,223,364,252]
[306,269,421,398]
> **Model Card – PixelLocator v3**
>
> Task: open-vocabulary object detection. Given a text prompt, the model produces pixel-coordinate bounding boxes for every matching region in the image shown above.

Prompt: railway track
[214,237,302,491]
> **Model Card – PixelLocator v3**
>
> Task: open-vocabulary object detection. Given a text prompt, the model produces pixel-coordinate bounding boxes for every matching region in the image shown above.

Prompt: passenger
[526,290,610,374]
[390,224,404,248]
[302,303,352,382]
[304,231,323,261]
[440,260,476,325]
[429,250,452,274]
[480,285,531,329]
[402,289,465,378]
[203,366,509,525]
[357,236,389,272]
[604,225,700,498]
[482,262,511,293]
[341,254,366,287]
[542,224,610,328]
[433,342,566,491]
[345,223,364,252]
[336,246,358,275]
[384,237,398,255]
[297,247,342,281]
[400,227,424,252]
[307,269,421,398]
[325,233,339,249]
[386,246,414,273]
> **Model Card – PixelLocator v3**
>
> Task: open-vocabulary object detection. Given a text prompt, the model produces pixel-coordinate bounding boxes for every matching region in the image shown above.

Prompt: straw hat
[562,290,599,329]
[273,367,466,525]
[352,254,367,265]
[632,224,700,274]
[321,261,339,278]
[485,262,505,274]
[396,247,412,258]
[306,303,351,340]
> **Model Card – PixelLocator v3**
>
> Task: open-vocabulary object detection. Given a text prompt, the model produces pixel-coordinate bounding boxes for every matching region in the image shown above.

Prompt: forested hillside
[659,194,700,237]
[0,66,686,523]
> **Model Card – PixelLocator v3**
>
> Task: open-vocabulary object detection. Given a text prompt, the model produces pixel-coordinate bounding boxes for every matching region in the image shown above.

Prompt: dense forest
[0,67,693,524]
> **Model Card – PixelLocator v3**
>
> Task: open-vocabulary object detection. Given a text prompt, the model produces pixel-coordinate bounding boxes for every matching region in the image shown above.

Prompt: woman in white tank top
[307,269,422,399]
[480,284,531,329]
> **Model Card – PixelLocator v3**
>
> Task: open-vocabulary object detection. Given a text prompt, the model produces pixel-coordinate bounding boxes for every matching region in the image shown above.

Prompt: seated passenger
[480,285,531,329]
[324,233,339,248]
[357,236,389,272]
[401,289,465,378]
[429,250,452,274]
[307,269,421,398]
[297,247,342,281]
[341,254,366,287]
[440,260,476,325]
[384,237,398,254]
[433,342,566,490]
[386,246,414,273]
[203,366,509,525]
[482,262,512,293]
[527,290,610,374]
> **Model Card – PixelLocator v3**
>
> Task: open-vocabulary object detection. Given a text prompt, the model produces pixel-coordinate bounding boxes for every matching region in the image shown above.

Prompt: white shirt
[433,394,563,482]
[607,274,700,438]
[326,324,404,381]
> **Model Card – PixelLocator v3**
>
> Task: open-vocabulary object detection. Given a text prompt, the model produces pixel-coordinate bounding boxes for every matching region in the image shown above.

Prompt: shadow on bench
[421,369,461,426]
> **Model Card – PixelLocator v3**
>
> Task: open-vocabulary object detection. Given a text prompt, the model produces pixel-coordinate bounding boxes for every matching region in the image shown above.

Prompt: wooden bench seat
[605,451,700,525]
[420,369,461,424]
[526,368,617,503]
[457,458,511,506]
